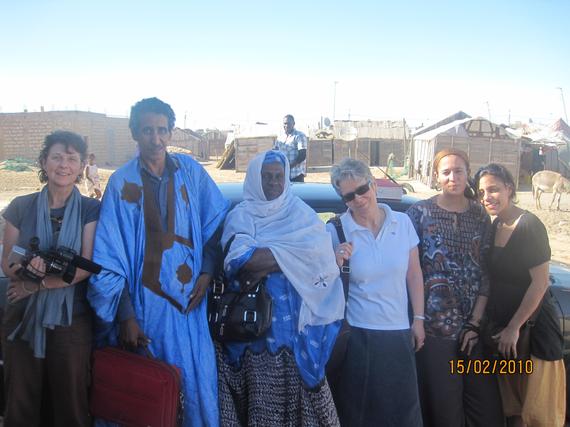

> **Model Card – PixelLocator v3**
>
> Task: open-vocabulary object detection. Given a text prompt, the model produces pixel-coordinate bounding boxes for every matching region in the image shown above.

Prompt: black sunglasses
[341,181,372,202]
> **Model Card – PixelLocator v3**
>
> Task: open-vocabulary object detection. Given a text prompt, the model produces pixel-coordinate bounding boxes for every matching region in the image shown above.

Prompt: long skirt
[336,327,423,427]
[216,344,340,427]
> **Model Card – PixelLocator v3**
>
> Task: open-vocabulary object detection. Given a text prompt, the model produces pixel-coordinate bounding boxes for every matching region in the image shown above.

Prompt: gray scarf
[8,186,82,358]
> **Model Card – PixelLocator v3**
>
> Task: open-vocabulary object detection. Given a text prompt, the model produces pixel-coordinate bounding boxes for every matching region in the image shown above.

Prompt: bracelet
[413,315,426,320]
[463,321,481,334]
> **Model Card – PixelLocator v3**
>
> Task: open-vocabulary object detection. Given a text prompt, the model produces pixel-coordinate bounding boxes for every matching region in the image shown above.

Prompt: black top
[487,211,563,361]
[3,191,100,316]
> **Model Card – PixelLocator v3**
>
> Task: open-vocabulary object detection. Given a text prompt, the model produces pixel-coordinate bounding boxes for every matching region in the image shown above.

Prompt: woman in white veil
[217,150,344,426]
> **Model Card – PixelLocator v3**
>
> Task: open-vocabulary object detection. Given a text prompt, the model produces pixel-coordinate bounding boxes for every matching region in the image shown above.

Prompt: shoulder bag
[481,298,543,360]
[208,236,272,342]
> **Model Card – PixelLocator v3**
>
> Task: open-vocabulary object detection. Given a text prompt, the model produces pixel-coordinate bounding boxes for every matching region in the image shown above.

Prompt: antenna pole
[333,81,338,122]
[556,87,568,123]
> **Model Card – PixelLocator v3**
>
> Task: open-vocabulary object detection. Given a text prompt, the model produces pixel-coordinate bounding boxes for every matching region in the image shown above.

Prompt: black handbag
[481,299,542,360]
[481,319,532,360]
[208,236,273,342]
[208,278,272,342]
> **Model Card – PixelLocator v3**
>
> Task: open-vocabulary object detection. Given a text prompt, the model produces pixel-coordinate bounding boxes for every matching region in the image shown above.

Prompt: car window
[318,212,336,223]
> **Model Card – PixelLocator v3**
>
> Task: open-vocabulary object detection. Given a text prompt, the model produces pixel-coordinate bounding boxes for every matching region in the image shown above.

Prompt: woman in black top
[1,130,100,427]
[475,163,565,427]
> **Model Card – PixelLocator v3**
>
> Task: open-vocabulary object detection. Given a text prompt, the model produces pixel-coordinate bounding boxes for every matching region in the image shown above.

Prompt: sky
[1,0,569,132]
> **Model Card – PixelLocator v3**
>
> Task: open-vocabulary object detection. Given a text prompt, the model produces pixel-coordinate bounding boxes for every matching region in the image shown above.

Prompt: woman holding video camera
[1,130,100,427]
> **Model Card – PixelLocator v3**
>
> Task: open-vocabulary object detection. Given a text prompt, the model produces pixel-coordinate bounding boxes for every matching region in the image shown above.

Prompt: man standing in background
[274,114,307,182]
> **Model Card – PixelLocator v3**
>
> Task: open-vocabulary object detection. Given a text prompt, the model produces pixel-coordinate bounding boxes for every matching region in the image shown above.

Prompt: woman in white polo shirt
[327,158,425,427]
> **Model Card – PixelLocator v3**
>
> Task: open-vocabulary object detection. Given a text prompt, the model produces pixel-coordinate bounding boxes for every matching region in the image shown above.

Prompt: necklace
[50,215,64,225]
[497,207,523,228]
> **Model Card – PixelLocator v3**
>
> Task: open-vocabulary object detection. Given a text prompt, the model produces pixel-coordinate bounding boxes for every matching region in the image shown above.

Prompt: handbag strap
[222,234,263,295]
[212,234,237,293]
[223,234,236,260]
[327,215,349,301]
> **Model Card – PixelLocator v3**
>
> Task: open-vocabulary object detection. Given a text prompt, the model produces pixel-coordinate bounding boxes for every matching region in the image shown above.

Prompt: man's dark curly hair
[37,130,88,183]
[129,97,176,135]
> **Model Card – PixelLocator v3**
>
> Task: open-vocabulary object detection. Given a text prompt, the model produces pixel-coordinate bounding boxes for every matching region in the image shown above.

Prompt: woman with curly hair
[1,130,99,426]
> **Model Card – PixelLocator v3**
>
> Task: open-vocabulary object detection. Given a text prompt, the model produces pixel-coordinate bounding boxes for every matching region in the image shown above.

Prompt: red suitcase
[90,347,183,427]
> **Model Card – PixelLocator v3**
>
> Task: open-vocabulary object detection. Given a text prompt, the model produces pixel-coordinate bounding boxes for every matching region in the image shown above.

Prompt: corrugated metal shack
[515,118,570,180]
[308,119,409,167]
[412,117,521,188]
[196,129,228,159]
[171,128,206,159]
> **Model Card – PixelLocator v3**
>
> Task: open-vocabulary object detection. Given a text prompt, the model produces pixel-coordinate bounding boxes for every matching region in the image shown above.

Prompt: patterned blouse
[407,197,491,340]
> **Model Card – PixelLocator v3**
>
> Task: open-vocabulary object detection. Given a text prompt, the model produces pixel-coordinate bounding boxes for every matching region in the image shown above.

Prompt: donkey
[532,170,570,210]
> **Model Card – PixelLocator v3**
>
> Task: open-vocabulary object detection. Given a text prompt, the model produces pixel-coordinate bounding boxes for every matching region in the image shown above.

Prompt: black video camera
[10,237,102,284]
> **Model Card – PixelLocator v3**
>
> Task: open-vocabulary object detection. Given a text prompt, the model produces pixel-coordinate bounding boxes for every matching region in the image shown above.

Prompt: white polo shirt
[326,204,419,330]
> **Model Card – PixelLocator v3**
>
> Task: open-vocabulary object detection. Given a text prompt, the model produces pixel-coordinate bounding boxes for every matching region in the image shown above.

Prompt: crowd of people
[0,97,565,427]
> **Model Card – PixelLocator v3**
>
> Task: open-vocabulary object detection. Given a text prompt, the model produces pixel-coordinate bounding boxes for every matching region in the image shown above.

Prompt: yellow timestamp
[449,359,533,375]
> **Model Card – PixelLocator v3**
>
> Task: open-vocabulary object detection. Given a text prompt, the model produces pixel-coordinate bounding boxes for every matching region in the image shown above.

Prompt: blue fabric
[222,249,341,388]
[8,186,82,358]
[88,154,230,427]
[263,150,285,167]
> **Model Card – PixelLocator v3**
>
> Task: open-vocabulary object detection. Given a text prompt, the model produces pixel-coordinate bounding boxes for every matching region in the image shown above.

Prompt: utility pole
[556,87,568,123]
[333,81,338,123]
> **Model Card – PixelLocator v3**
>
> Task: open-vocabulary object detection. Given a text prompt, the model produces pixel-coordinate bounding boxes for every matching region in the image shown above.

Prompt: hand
[460,329,479,356]
[493,325,520,359]
[188,273,211,312]
[7,280,39,304]
[335,242,353,268]
[119,318,149,349]
[411,319,425,351]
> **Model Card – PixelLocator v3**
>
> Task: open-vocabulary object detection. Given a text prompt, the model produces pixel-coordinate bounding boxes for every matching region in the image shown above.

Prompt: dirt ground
[1,161,569,265]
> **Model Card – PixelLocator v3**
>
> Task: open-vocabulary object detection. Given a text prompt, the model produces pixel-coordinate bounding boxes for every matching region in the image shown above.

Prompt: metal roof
[413,117,472,141]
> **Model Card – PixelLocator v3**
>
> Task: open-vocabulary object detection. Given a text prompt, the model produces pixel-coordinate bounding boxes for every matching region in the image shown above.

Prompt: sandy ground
[1,160,569,265]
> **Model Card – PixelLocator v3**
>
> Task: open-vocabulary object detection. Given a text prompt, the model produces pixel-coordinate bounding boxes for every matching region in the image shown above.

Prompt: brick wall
[0,111,136,166]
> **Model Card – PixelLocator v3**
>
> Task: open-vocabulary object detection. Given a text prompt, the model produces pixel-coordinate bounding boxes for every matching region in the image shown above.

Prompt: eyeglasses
[341,181,372,202]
